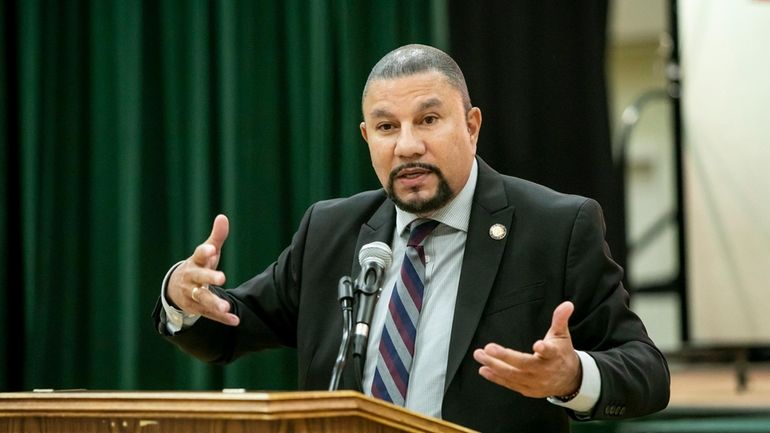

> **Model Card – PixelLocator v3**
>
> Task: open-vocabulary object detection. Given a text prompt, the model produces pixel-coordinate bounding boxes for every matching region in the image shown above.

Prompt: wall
[680,0,770,345]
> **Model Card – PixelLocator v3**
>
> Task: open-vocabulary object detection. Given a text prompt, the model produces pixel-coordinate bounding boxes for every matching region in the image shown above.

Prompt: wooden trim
[0,390,477,433]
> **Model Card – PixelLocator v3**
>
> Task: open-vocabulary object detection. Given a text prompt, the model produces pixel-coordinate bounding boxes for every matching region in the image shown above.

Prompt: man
[153,44,670,432]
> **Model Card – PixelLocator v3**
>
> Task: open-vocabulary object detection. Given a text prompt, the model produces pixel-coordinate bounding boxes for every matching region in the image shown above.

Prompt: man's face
[360,71,482,215]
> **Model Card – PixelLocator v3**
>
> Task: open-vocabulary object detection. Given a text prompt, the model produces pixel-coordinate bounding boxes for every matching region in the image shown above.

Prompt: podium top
[0,390,477,433]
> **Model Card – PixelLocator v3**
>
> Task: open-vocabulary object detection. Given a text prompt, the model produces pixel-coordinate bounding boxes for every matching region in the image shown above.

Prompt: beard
[386,162,454,215]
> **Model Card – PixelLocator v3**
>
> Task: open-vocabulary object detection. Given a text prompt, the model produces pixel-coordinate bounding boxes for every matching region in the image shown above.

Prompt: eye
[423,115,438,125]
[377,123,394,132]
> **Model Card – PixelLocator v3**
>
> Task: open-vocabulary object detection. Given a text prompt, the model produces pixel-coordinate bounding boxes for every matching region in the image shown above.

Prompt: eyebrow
[418,97,442,111]
[368,98,444,119]
[369,108,393,119]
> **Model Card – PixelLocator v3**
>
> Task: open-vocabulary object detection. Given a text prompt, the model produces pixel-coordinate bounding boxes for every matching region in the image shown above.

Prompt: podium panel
[0,390,476,433]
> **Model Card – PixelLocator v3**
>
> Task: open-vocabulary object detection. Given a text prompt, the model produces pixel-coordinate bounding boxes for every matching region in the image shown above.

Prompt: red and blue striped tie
[371,219,439,405]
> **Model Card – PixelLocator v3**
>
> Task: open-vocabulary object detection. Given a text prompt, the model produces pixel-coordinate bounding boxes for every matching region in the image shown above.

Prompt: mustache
[388,162,440,183]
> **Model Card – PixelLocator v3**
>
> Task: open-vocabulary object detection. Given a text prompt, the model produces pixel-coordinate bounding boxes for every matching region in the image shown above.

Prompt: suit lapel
[341,197,396,391]
[444,158,515,393]
[350,197,397,277]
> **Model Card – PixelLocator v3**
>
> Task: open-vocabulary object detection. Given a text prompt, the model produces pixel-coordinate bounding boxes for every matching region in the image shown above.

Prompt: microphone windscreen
[358,241,392,269]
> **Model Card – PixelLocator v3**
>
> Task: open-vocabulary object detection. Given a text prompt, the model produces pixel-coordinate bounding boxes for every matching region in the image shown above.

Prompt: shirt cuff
[160,261,201,334]
[547,350,601,414]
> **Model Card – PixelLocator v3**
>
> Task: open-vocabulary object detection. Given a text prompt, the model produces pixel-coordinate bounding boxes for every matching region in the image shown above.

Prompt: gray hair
[362,44,472,112]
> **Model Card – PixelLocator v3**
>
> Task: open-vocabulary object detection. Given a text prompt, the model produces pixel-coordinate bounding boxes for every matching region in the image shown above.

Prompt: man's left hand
[473,301,582,398]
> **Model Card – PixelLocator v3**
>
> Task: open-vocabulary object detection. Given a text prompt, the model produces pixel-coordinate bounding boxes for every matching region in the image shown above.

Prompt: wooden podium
[0,390,477,433]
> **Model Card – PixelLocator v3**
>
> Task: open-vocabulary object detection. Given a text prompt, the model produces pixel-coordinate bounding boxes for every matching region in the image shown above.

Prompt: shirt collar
[395,159,478,235]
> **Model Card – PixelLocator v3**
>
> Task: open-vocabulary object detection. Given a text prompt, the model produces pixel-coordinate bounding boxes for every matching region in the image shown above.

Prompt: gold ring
[191,286,201,303]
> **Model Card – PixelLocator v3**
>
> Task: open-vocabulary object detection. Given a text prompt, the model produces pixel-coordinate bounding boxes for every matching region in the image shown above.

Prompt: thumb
[204,214,229,270]
[207,214,230,251]
[546,301,574,339]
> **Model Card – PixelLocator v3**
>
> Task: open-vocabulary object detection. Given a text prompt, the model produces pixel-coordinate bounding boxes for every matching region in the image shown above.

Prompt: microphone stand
[328,276,354,391]
[329,242,391,392]
[350,266,383,391]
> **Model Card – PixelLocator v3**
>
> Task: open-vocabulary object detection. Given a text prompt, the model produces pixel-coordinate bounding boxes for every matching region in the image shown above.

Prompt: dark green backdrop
[1,0,448,391]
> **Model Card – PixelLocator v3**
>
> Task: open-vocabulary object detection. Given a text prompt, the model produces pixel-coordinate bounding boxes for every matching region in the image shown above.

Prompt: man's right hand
[166,214,240,327]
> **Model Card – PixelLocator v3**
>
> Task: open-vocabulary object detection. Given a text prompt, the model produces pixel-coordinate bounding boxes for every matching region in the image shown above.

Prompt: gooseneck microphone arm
[328,276,354,391]
[328,242,392,392]
[351,264,385,389]
[350,242,392,390]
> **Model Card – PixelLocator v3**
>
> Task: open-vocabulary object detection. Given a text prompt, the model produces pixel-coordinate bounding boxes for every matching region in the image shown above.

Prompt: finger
[183,267,226,287]
[204,215,230,269]
[191,242,217,267]
[477,365,534,389]
[207,214,230,251]
[478,365,508,387]
[532,339,560,360]
[189,216,230,268]
[473,347,529,375]
[476,358,536,396]
[545,301,574,339]
[477,343,534,369]
[474,350,516,385]
[188,287,240,327]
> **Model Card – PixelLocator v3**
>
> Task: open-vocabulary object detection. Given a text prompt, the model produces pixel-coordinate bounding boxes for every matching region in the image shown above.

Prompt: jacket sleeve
[150,204,316,364]
[564,199,671,420]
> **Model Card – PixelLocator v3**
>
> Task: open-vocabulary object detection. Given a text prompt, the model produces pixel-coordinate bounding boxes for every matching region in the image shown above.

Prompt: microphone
[328,276,354,391]
[351,242,392,359]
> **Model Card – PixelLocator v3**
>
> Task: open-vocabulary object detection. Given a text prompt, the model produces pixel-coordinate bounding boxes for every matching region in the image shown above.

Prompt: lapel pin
[489,223,507,240]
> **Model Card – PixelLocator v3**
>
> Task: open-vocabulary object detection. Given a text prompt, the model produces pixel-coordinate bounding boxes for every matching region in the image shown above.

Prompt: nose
[394,125,425,159]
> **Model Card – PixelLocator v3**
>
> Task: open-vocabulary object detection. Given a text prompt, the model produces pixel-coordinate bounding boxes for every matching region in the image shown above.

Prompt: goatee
[387,162,453,214]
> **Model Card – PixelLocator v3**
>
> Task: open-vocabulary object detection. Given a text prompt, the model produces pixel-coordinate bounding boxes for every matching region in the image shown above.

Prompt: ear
[360,121,369,143]
[466,107,482,149]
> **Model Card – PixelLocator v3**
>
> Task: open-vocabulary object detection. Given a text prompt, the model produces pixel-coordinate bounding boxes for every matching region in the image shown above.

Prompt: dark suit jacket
[153,157,670,432]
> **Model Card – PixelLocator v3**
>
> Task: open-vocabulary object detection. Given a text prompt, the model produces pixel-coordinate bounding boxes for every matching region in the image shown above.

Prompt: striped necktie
[371,219,440,405]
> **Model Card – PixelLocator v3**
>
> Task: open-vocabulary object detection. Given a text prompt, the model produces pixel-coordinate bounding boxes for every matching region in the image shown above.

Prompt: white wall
[680,0,770,345]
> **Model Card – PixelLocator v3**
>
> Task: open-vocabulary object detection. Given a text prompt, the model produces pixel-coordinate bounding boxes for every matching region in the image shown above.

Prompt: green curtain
[2,0,447,392]
[0,0,8,393]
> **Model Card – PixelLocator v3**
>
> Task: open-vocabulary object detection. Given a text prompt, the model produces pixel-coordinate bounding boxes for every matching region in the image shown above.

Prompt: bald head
[362,44,472,113]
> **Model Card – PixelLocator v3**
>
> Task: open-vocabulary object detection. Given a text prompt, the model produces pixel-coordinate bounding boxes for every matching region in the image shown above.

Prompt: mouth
[390,162,438,182]
[396,166,433,180]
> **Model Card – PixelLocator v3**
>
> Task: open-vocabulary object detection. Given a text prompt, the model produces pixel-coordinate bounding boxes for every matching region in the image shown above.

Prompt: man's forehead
[367,97,444,118]
[363,74,459,117]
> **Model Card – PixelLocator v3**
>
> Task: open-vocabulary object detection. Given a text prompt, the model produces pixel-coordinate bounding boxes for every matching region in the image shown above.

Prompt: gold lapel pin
[489,223,507,240]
